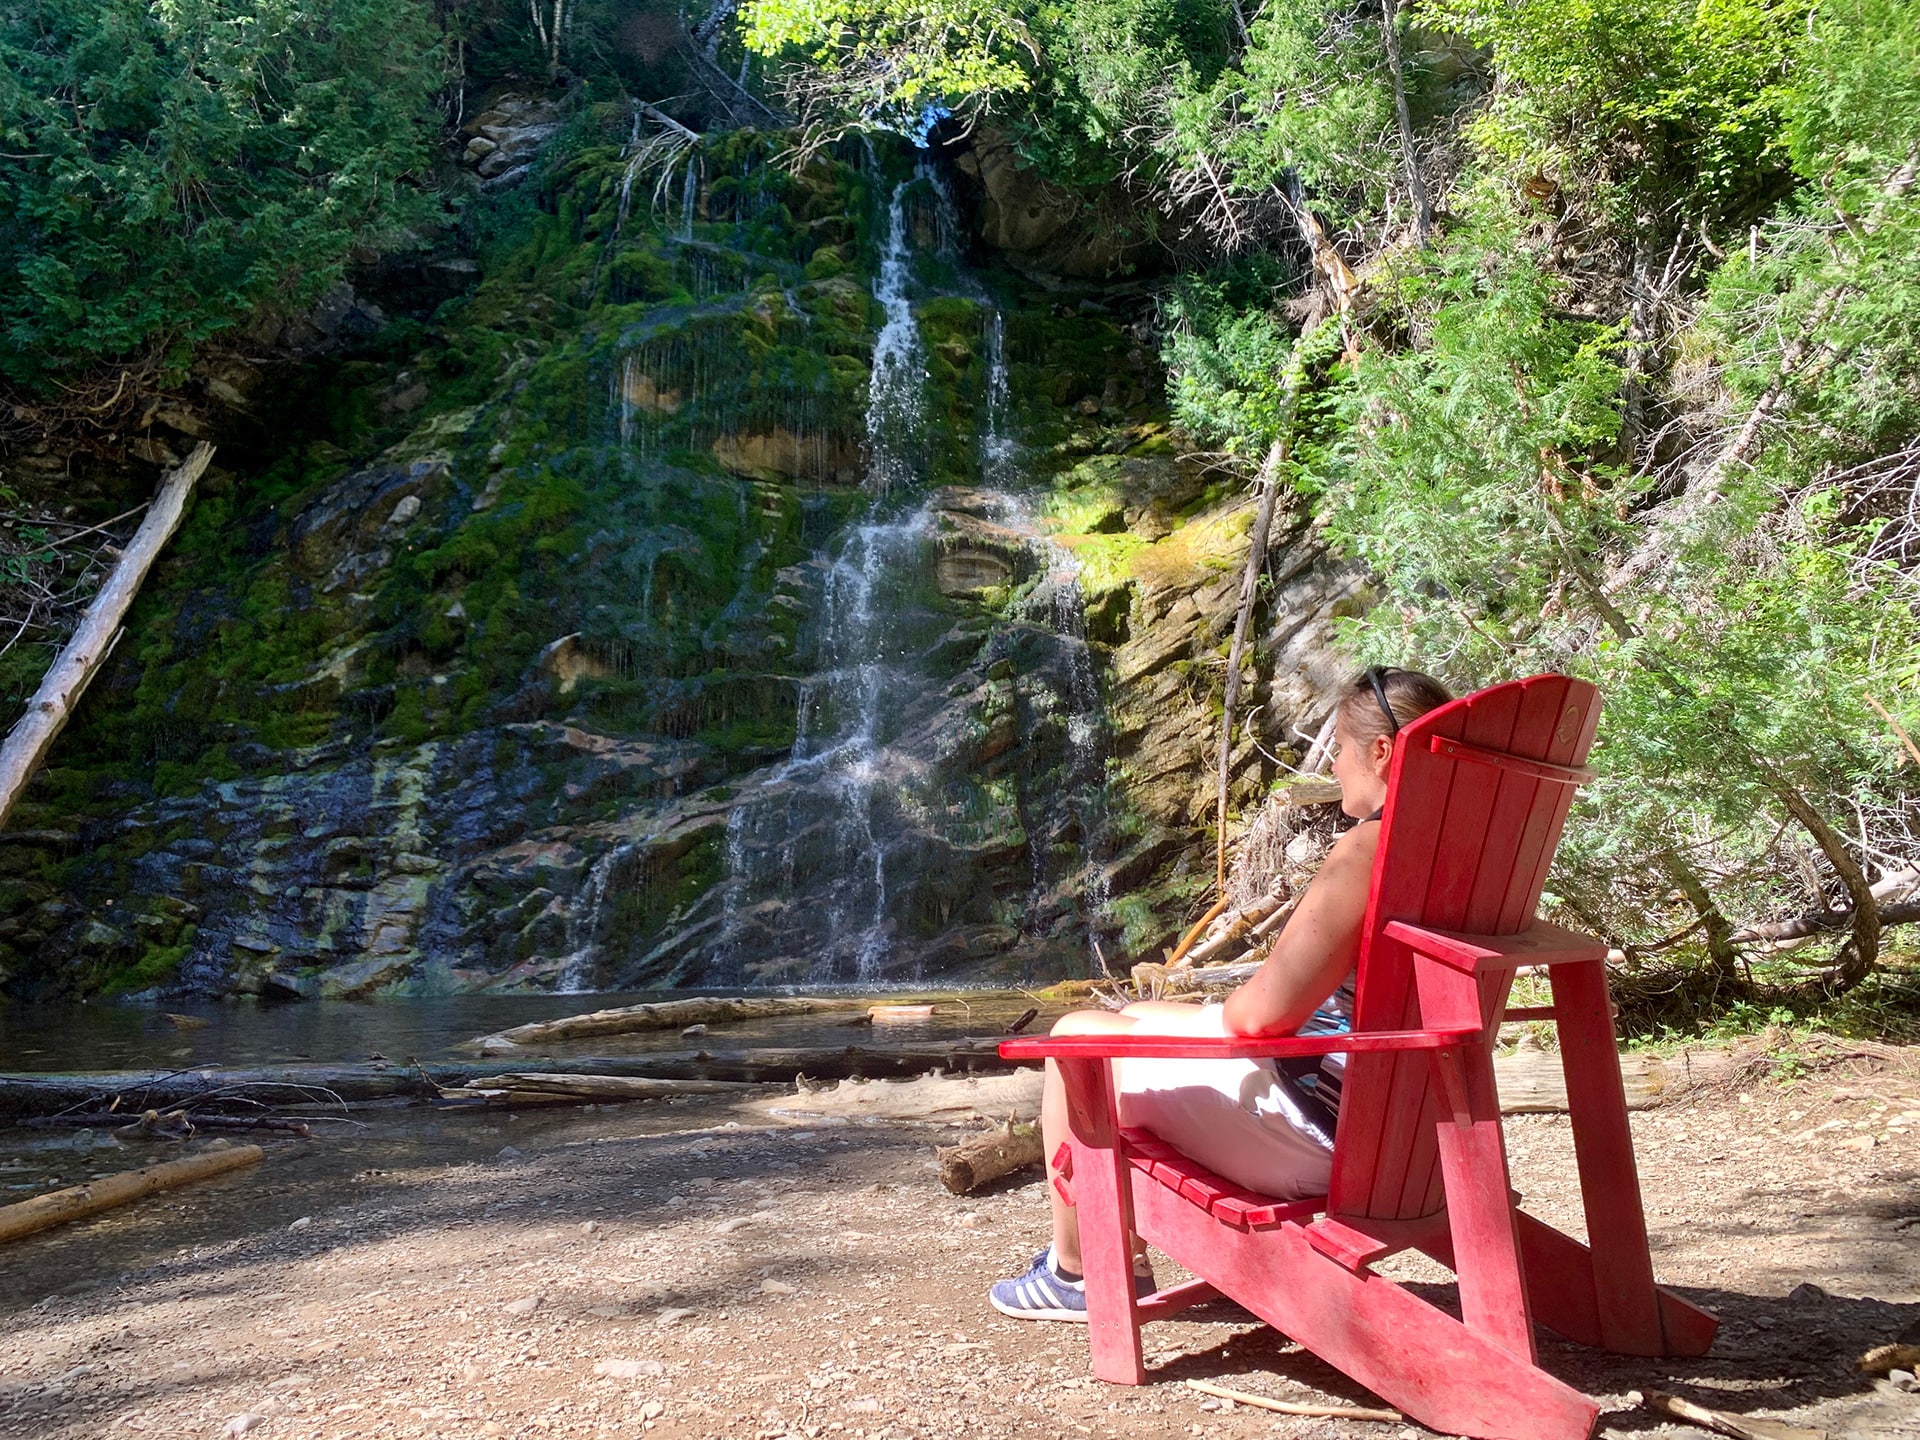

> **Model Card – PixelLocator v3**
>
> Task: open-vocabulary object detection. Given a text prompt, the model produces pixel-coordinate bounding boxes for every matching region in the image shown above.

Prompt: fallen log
[753,1068,1044,1125]
[1727,896,1920,948]
[22,1110,311,1138]
[453,1073,764,1101]
[0,1040,1017,1117]
[0,1143,262,1245]
[1493,1045,1736,1112]
[0,443,214,832]
[464,995,869,1052]
[937,1118,1042,1194]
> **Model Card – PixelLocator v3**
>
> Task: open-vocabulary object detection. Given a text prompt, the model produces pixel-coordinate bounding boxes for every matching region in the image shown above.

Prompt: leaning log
[0,443,214,832]
[937,1119,1043,1194]
[0,1040,1017,1117]
[0,1143,262,1245]
[464,995,870,1052]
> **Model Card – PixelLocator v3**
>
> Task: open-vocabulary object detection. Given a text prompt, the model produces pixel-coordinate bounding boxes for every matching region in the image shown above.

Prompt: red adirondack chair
[1002,675,1716,1440]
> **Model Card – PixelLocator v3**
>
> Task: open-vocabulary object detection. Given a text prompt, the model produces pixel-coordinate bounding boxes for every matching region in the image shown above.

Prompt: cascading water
[615,154,1120,986]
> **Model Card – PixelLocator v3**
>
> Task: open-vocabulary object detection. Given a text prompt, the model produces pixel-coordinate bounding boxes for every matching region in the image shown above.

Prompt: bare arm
[1220,820,1378,1038]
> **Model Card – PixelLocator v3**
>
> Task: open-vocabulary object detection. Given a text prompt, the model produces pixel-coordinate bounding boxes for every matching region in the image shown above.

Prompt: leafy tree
[0,0,448,388]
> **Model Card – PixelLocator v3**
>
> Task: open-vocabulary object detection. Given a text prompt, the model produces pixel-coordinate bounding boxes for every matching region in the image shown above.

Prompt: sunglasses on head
[1362,665,1401,738]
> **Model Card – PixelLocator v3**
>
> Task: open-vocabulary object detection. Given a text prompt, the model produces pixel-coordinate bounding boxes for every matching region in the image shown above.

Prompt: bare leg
[1042,1000,1210,1273]
[1042,1009,1134,1273]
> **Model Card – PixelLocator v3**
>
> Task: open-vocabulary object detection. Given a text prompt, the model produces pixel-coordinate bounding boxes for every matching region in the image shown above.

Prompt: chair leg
[1418,959,1536,1363]
[1057,1058,1145,1385]
[1550,959,1666,1355]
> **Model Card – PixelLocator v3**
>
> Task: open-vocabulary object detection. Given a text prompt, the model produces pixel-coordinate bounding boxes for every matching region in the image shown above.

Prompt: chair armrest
[1383,917,1609,974]
[999,1026,1481,1064]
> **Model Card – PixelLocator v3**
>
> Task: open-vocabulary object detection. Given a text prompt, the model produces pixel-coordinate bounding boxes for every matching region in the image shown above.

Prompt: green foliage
[1424,0,1809,219]
[741,0,1039,132]
[0,0,449,386]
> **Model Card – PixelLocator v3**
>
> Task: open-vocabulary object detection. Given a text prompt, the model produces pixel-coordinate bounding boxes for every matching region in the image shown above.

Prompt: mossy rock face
[0,125,1363,998]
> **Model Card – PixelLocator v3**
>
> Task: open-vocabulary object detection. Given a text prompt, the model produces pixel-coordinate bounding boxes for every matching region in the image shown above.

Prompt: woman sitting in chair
[990,666,1453,1321]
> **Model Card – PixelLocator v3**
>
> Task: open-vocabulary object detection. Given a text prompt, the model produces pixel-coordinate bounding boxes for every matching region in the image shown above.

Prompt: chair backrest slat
[1327,674,1601,1222]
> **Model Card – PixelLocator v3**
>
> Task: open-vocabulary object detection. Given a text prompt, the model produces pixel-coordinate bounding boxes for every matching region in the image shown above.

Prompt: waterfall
[606,154,1119,987]
[864,176,926,495]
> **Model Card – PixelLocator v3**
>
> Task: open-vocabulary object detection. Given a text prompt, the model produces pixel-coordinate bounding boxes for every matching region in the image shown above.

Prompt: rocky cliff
[0,114,1362,1001]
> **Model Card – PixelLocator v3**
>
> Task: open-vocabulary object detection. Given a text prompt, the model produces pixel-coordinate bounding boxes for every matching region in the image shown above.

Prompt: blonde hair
[1336,667,1453,745]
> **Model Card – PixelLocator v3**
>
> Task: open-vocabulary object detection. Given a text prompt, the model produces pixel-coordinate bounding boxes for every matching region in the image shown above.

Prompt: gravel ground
[1,1050,1917,1440]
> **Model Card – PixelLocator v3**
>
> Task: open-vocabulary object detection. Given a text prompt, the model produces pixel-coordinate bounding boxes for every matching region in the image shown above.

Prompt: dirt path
[1,1053,1917,1440]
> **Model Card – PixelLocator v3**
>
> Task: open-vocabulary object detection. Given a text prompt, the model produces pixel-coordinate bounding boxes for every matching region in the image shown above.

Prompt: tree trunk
[0,443,212,831]
[1656,848,1741,984]
[466,994,867,1052]
[0,1144,262,1246]
[1379,0,1432,240]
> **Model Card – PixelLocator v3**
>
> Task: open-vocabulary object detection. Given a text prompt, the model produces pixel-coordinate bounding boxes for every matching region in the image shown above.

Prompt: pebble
[716,1216,755,1234]
[1890,1370,1917,1393]
[657,1307,696,1326]
[223,1416,266,1437]
[288,1217,311,1231]
[504,1296,542,1316]
[641,1400,666,1420]
[497,1146,523,1159]
[581,1220,599,1235]
[761,1279,795,1295]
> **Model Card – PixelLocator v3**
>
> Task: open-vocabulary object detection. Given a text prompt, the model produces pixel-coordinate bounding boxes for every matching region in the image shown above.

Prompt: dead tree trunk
[0,442,212,831]
[1379,0,1432,240]
[0,1144,262,1245]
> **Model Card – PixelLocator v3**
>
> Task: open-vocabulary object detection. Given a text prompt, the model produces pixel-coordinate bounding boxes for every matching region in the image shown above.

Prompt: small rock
[641,1400,666,1420]
[504,1296,542,1316]
[593,1358,652,1379]
[287,1217,311,1231]
[581,1220,599,1235]
[716,1216,755,1234]
[682,1023,708,1036]
[760,1279,795,1295]
[497,1146,523,1160]
[657,1307,696,1326]
[958,1212,982,1229]
[1787,1282,1829,1304]
[224,1416,266,1437]
[1890,1370,1917,1392]
[1836,1133,1876,1152]
[386,494,422,527]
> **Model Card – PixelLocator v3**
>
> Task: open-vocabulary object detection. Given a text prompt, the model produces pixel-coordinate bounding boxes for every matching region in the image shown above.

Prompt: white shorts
[1113,1003,1334,1201]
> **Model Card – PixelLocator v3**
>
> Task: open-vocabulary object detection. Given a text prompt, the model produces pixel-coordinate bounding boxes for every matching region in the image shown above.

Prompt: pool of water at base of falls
[0,988,1063,1074]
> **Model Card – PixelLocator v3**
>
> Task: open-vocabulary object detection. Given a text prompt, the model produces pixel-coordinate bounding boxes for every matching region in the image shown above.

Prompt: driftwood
[0,1143,262,1245]
[22,1110,311,1138]
[1185,1378,1400,1422]
[1493,1046,1736,1113]
[451,1073,762,1102]
[1181,889,1293,970]
[0,443,213,831]
[1132,960,1262,995]
[0,1040,1016,1117]
[1642,1391,1825,1440]
[753,1068,1044,1125]
[464,995,868,1052]
[937,1118,1042,1194]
